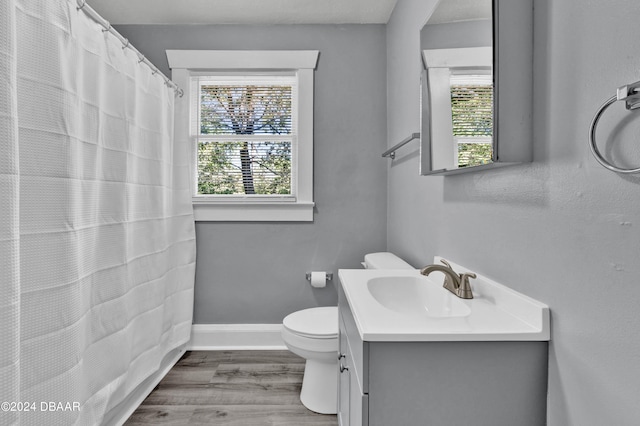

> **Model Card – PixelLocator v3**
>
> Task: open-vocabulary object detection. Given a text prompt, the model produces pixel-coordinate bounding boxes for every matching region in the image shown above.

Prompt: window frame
[193,73,298,201]
[167,50,319,222]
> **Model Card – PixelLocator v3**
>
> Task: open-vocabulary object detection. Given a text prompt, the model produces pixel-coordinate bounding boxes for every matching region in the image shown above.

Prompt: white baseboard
[188,324,287,350]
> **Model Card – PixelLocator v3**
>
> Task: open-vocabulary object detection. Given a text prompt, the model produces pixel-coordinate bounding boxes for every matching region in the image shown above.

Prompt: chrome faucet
[420,259,477,299]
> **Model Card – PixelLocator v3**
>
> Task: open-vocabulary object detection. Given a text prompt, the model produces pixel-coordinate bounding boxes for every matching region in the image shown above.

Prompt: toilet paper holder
[305,272,333,282]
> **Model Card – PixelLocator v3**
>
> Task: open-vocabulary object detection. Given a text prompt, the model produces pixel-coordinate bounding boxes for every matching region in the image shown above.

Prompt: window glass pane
[197,140,292,195]
[450,74,493,167]
[197,80,295,196]
[200,85,292,135]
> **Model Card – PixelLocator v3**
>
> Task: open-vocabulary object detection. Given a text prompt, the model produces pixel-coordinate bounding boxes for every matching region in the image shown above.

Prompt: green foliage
[197,141,291,195]
[458,143,492,167]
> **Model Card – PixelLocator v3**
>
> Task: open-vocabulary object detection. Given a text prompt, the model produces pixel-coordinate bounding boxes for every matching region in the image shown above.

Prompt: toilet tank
[362,252,414,270]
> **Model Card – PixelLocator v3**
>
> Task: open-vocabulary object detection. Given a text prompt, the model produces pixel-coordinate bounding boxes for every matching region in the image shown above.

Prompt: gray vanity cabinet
[337,284,549,426]
[338,298,368,426]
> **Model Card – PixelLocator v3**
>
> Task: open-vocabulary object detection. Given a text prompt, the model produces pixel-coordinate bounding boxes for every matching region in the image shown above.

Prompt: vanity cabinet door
[338,283,369,393]
[338,303,369,426]
[347,355,368,426]
[338,315,350,426]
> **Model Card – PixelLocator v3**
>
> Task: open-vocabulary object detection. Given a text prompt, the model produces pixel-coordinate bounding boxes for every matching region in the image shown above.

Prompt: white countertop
[338,258,550,342]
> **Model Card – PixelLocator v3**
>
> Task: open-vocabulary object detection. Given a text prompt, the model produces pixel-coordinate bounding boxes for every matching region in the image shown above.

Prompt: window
[422,46,493,170]
[194,75,296,197]
[450,74,493,167]
[167,50,319,221]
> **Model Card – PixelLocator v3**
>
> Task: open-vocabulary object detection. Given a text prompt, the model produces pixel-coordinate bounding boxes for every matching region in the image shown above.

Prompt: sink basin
[367,276,471,318]
[338,257,550,342]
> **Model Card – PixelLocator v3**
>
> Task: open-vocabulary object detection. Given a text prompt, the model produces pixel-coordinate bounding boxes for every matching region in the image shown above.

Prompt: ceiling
[426,0,492,25]
[88,0,399,25]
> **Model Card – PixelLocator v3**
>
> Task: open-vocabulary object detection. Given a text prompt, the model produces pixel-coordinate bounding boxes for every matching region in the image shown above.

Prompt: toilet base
[300,358,338,414]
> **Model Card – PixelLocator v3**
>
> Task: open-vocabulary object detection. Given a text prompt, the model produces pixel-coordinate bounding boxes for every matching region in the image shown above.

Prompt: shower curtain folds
[0,1,21,425]
[0,1,196,424]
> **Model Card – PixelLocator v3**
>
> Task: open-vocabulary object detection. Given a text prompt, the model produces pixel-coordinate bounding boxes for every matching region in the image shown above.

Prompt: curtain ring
[76,0,86,11]
[122,39,129,50]
[102,23,112,33]
[151,69,158,75]
[177,88,184,98]
[138,55,146,64]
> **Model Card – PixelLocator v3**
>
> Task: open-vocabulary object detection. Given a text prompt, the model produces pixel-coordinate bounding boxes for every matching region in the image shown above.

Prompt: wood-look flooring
[124,350,338,426]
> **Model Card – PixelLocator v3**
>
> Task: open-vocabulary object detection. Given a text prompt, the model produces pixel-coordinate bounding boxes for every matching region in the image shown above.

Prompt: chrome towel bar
[382,133,420,159]
[589,80,640,173]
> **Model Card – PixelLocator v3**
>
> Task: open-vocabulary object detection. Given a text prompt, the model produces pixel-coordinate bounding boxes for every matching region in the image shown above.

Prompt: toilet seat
[283,307,338,339]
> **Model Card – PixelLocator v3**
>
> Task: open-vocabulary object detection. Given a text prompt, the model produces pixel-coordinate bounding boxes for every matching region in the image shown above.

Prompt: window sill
[192,201,315,222]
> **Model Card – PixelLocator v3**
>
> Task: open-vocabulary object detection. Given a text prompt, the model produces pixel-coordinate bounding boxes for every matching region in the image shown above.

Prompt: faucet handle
[439,258,453,269]
[456,272,477,299]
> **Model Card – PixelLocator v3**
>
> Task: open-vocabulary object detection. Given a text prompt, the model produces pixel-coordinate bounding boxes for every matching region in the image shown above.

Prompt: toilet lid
[283,307,338,339]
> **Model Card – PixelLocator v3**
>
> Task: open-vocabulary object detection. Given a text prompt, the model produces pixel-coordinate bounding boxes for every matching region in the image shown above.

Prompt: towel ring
[589,81,640,174]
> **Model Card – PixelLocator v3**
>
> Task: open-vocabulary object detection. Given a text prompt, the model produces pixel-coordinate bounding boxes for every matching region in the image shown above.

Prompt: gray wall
[116,24,388,323]
[421,19,492,50]
[387,0,640,425]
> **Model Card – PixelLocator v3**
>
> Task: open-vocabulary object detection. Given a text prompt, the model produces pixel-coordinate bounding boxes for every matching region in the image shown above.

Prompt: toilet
[281,252,413,414]
[282,306,338,414]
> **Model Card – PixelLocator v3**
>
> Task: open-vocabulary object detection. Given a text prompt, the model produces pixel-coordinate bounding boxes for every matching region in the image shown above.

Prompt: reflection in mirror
[420,0,534,176]
[420,0,494,173]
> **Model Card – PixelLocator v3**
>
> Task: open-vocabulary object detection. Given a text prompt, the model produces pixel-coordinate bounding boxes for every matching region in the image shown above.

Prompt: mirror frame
[420,0,533,176]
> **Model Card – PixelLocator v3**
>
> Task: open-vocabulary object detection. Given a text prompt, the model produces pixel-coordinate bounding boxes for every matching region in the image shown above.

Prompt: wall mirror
[420,0,533,175]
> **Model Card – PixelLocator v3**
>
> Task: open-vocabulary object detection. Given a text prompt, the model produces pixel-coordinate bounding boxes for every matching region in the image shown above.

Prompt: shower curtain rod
[75,0,184,97]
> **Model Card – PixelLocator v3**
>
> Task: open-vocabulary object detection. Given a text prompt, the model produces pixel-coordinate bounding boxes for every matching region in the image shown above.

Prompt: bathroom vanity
[337,261,550,426]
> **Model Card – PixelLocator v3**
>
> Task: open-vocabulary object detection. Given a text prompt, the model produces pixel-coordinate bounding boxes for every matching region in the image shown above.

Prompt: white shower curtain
[0,1,196,425]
